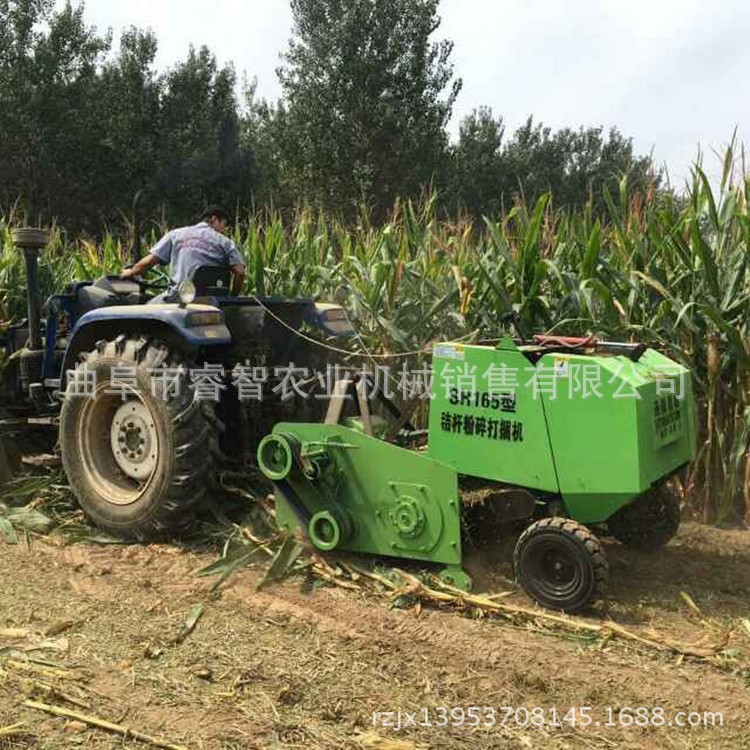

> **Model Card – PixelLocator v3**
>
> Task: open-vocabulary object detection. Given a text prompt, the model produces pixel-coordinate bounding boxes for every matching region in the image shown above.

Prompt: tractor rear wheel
[60,336,216,540]
[514,517,608,613]
[607,484,681,551]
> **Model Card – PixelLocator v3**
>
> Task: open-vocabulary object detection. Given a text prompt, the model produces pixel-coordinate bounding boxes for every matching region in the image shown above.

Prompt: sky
[68,0,750,186]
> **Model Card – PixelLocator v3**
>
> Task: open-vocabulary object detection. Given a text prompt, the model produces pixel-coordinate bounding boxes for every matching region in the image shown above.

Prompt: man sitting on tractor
[121,206,246,299]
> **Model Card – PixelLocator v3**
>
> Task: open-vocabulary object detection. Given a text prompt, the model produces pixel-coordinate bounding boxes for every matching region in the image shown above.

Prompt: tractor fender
[61,304,231,385]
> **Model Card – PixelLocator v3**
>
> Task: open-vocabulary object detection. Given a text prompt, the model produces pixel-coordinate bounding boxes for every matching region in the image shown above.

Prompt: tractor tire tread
[60,336,217,541]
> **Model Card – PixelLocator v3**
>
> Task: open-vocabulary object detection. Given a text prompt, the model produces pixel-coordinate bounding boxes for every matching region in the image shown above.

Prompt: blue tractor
[1,228,353,537]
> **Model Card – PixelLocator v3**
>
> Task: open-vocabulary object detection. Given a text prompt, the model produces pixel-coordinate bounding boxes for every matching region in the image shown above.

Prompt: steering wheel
[122,268,170,292]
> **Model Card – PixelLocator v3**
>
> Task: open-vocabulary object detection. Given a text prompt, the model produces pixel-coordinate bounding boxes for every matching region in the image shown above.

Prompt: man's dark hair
[200,205,230,223]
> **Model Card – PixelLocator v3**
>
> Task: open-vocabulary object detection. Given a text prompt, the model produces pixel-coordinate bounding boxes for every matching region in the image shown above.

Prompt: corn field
[1,154,748,525]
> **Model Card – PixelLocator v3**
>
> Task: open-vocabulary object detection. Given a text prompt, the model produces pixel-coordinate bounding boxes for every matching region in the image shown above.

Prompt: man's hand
[230,264,246,296]
[121,254,160,280]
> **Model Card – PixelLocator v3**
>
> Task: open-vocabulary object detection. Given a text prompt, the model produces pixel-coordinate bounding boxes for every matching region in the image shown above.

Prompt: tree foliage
[0,0,108,224]
[450,110,659,217]
[0,1,253,230]
[0,0,660,232]
[450,107,506,217]
[273,0,461,217]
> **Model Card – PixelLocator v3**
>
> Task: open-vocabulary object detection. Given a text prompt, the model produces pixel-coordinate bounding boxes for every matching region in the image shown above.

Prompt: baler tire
[514,517,608,613]
[60,336,216,540]
[607,484,681,551]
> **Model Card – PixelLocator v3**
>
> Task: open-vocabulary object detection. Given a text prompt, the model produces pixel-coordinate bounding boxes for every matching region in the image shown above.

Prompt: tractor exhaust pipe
[11,227,49,351]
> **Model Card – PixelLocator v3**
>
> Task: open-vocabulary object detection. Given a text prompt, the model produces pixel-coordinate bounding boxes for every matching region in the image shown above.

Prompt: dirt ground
[1,521,749,750]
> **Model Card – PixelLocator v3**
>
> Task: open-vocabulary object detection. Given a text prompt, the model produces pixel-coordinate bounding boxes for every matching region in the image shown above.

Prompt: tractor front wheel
[60,336,216,540]
[514,518,608,613]
[607,484,681,551]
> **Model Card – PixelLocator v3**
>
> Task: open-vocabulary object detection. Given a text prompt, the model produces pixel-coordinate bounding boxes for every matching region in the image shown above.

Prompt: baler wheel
[607,484,681,551]
[514,518,608,613]
[60,336,217,540]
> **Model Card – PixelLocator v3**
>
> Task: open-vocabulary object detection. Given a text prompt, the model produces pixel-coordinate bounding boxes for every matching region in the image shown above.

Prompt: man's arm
[223,238,246,295]
[122,232,172,280]
[230,264,246,295]
[121,253,160,280]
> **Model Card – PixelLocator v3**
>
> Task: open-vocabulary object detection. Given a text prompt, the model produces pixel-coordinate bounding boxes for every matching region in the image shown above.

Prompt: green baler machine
[258,336,695,612]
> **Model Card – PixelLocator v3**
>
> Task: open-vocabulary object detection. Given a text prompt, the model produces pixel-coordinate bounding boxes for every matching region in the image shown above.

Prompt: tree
[450,107,506,217]
[449,114,660,219]
[0,0,52,206]
[238,80,284,210]
[275,0,461,217]
[0,2,262,231]
[500,119,659,214]
[157,46,255,223]
[92,28,162,221]
[0,0,110,227]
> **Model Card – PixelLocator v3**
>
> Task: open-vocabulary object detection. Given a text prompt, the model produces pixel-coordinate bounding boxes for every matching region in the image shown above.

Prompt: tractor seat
[191,266,231,297]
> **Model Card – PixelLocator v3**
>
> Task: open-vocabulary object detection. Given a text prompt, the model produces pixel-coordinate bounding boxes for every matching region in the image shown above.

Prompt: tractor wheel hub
[110,401,158,481]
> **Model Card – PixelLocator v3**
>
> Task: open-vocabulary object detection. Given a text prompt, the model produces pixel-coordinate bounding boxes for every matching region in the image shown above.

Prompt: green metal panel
[427,340,559,492]
[262,423,463,567]
[540,348,695,523]
[426,339,695,525]
[634,348,696,487]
